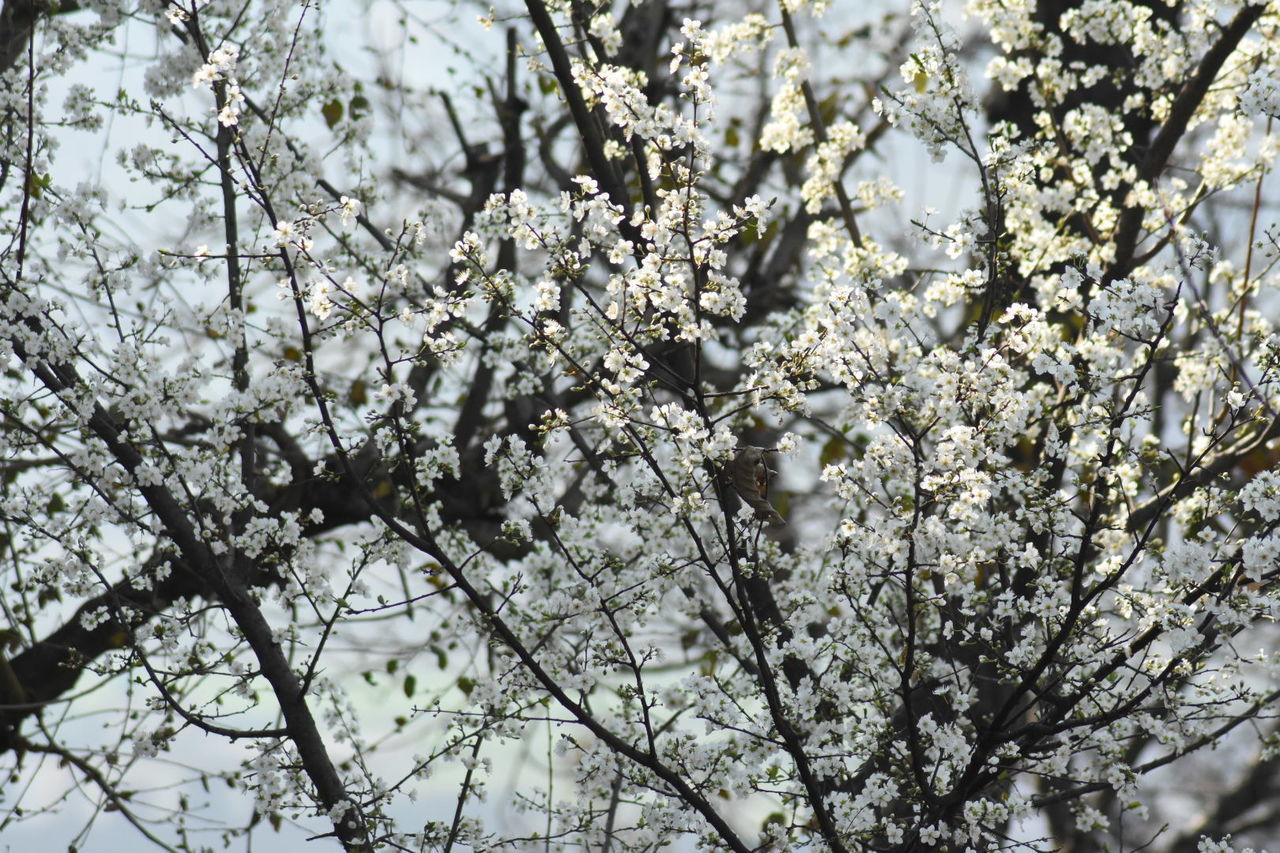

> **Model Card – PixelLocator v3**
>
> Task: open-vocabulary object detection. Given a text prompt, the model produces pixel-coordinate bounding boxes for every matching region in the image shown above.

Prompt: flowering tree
[3,0,1280,850]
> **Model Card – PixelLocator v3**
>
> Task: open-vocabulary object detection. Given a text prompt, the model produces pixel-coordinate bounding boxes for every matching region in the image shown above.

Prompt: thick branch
[2,319,371,849]
[1108,3,1265,281]
[0,0,79,76]
[524,0,631,218]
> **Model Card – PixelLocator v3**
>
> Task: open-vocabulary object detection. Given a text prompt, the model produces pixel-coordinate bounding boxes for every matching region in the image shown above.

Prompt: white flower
[339,195,362,228]
[1240,470,1280,522]
[309,279,334,320]
[271,220,295,247]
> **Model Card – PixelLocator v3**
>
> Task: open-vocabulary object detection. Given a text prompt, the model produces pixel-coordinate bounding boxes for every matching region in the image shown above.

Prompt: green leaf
[818,92,840,126]
[402,674,416,698]
[321,99,343,128]
[26,171,50,200]
[819,437,847,469]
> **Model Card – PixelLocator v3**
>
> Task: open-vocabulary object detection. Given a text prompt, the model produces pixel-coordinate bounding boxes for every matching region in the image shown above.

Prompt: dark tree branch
[1108,3,1266,282]
[0,0,79,76]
